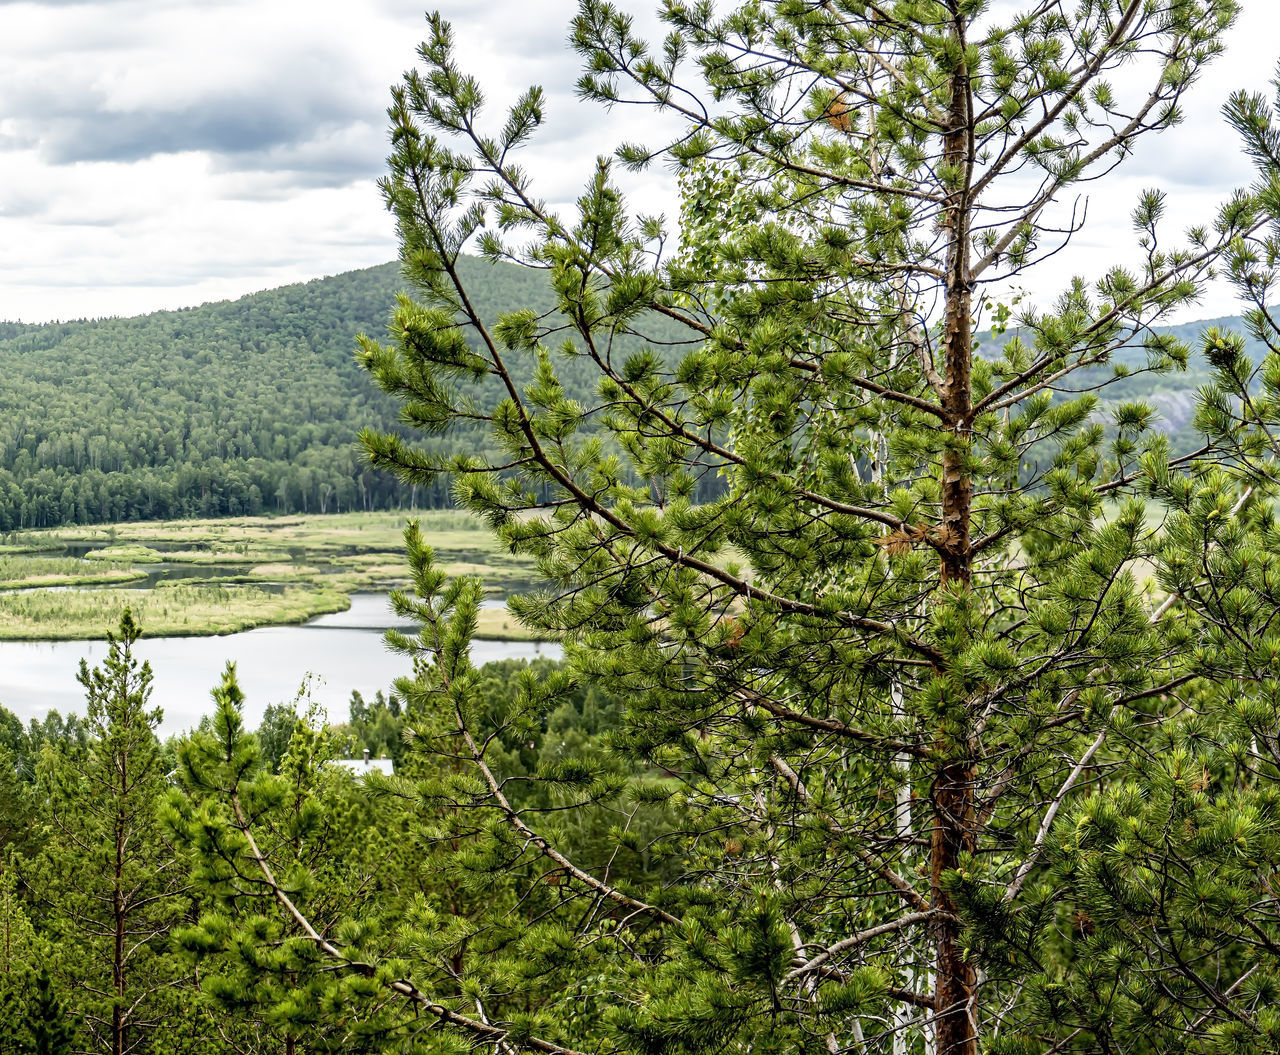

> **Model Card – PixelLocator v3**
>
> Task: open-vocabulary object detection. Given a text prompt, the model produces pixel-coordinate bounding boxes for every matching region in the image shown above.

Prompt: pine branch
[230,787,591,1055]
[770,756,930,913]
[784,912,939,982]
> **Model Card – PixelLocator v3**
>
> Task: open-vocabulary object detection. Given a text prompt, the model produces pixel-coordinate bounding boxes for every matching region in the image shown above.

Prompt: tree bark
[932,16,979,1054]
[114,801,126,1055]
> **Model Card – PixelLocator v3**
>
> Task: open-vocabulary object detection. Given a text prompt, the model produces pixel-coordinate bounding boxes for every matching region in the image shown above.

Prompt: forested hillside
[0,263,406,527]
[0,253,1242,530]
[0,257,633,529]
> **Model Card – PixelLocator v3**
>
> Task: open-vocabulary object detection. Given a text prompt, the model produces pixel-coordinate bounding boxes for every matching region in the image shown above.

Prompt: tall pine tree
[32,610,186,1055]
[192,2,1260,1053]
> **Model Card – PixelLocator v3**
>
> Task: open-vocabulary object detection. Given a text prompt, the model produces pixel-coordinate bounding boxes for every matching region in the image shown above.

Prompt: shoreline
[0,512,548,642]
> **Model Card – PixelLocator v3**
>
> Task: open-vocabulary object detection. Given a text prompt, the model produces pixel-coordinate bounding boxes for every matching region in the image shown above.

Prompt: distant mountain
[1096,316,1236,449]
[0,262,408,528]
[0,257,1252,531]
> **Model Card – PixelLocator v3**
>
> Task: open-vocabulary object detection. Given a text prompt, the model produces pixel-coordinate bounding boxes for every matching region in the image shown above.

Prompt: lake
[0,593,562,735]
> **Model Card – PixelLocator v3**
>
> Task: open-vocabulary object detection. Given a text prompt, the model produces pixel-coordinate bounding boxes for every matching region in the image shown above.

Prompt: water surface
[0,594,561,735]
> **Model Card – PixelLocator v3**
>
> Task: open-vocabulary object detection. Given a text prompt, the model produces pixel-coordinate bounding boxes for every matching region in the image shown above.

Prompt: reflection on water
[0,594,561,736]
[306,593,421,631]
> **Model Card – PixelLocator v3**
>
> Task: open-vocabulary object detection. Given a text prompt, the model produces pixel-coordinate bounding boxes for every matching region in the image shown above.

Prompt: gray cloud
[211,124,390,197]
[0,0,1265,327]
[0,67,383,190]
[0,191,48,219]
[0,0,397,184]
[29,106,347,165]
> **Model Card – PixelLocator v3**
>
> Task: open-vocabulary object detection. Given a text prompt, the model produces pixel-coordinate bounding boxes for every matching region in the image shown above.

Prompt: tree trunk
[114,816,125,1055]
[932,25,979,1055]
[931,759,978,1055]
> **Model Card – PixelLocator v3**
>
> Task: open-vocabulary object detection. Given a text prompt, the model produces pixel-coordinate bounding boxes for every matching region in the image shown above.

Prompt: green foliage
[1024,74,1280,1049]
[0,969,77,1055]
[92,1,1280,1053]
[0,245,1238,534]
[0,264,415,526]
[335,689,405,769]
[167,665,426,1052]
[341,2,1251,1053]
[0,257,703,531]
[255,699,300,774]
[31,609,189,1055]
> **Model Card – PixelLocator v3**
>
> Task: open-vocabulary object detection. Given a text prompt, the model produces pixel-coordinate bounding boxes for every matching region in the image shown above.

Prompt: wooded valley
[0,258,1245,532]
[9,1,1280,1054]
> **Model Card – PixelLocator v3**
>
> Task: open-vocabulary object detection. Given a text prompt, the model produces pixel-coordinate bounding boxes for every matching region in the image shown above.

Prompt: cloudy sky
[0,0,1274,324]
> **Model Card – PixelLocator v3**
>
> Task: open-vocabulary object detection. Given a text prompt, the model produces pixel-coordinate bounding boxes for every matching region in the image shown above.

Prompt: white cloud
[0,0,1272,322]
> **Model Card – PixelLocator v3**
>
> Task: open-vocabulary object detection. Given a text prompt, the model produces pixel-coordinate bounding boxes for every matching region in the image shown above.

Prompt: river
[0,593,562,735]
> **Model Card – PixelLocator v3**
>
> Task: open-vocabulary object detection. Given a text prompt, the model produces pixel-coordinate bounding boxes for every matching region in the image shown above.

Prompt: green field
[0,512,547,641]
[0,582,351,640]
[0,553,148,590]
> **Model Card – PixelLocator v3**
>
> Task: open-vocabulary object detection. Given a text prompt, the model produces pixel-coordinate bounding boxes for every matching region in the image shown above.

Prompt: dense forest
[0,262,411,527]
[0,252,1248,531]
[0,620,629,1055]
[0,259,710,530]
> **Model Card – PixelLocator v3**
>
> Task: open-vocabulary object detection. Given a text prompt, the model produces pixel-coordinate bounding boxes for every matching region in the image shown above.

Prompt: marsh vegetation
[0,511,545,639]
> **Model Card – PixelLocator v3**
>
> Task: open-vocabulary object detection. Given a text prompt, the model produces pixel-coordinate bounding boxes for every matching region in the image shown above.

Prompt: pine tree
[32,610,186,1055]
[194,2,1256,1053]
[0,968,77,1055]
[0,743,37,858]
[0,865,65,1055]
[1030,79,1280,1052]
[167,666,417,1054]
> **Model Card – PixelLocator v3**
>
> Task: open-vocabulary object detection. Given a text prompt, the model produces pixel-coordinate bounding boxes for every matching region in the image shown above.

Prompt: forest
[0,623,612,1055]
[0,257,1243,532]
[0,256,722,530]
[0,259,501,527]
[12,1,1280,1054]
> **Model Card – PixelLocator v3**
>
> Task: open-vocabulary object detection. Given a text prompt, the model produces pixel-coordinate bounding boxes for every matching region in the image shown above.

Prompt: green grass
[0,582,350,640]
[83,543,292,565]
[3,512,544,640]
[84,544,165,564]
[0,542,65,555]
[163,548,293,565]
[0,554,147,590]
[0,569,148,590]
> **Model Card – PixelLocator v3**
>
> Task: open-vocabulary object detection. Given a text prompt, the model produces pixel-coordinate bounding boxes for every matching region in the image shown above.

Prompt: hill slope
[0,262,405,527]
[0,259,1252,531]
[0,258,606,529]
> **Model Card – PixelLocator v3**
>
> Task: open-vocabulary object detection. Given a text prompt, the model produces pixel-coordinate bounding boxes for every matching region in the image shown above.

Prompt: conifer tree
[1030,78,1280,1052]
[33,610,185,1055]
[0,968,77,1055]
[0,743,37,858]
[167,666,417,1054]
[192,2,1261,1053]
[0,866,66,1055]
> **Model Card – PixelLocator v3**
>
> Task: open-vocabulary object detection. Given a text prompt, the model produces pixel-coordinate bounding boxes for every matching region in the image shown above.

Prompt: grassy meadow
[0,511,547,641]
[0,554,147,590]
[0,582,351,640]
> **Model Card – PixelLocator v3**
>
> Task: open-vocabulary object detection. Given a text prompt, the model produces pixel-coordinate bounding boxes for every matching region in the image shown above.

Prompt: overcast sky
[0,0,1275,324]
